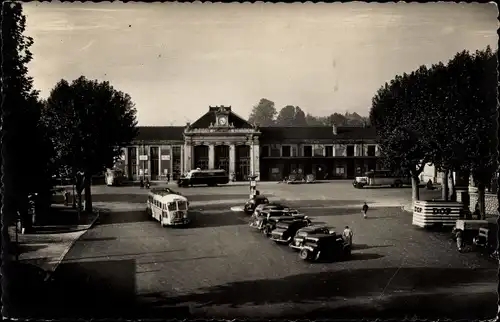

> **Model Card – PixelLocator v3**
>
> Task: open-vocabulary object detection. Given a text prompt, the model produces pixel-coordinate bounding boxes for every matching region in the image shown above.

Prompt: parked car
[249,208,301,230]
[252,202,290,217]
[269,218,312,244]
[244,195,269,214]
[263,215,310,236]
[290,224,335,250]
[295,234,351,262]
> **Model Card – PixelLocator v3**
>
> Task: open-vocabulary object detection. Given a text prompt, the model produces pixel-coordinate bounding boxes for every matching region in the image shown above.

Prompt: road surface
[42,182,498,319]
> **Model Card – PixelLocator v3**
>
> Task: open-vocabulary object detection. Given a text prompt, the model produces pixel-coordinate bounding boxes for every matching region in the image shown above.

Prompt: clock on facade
[218,116,227,126]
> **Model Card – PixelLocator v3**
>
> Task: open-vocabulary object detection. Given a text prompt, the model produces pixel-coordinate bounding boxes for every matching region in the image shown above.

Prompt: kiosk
[412,200,463,228]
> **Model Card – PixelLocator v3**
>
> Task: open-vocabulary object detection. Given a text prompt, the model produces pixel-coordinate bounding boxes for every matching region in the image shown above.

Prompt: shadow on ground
[138,267,497,319]
[189,211,247,228]
[96,209,151,225]
[4,259,138,319]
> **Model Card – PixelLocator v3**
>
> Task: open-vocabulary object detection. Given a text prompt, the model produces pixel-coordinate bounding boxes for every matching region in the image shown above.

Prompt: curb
[43,208,101,282]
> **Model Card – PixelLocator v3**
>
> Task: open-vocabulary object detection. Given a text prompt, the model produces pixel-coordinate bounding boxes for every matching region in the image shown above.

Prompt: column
[180,145,185,174]
[135,146,140,181]
[229,144,236,175]
[208,144,215,169]
[250,144,254,177]
[169,145,173,176]
[253,144,260,181]
[184,143,192,172]
[354,145,358,157]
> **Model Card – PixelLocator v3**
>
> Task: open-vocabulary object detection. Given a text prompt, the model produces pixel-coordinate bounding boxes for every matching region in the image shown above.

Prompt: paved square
[45,181,497,319]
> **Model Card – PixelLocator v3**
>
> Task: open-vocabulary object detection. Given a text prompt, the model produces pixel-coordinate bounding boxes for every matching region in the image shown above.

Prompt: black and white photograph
[2,1,499,320]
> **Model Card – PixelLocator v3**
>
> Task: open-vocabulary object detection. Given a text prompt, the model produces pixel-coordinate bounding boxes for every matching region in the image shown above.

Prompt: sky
[23,2,498,126]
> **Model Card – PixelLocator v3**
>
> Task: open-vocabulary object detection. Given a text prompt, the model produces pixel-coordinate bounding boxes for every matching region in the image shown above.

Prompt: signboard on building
[139,155,148,161]
[161,155,171,161]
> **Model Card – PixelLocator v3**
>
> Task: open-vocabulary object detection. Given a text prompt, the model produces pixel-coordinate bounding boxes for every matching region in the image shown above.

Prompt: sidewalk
[8,204,100,278]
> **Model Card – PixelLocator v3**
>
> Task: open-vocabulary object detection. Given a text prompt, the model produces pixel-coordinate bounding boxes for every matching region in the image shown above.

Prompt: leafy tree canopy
[248,98,277,126]
[276,105,308,126]
[44,76,139,177]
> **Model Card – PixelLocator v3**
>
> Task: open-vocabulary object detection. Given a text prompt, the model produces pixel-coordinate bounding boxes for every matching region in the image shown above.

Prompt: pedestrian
[474,202,481,220]
[166,173,170,184]
[455,230,464,252]
[342,226,353,247]
[362,202,369,218]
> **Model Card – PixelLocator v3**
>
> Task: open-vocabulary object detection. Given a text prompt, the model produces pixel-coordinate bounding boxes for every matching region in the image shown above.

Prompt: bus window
[168,202,177,211]
[178,201,188,211]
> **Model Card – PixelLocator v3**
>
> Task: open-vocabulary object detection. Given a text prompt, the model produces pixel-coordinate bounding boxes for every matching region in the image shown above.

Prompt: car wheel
[299,248,310,260]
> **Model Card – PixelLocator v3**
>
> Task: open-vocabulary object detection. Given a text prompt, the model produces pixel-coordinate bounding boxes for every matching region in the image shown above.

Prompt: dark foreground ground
[4,183,499,320]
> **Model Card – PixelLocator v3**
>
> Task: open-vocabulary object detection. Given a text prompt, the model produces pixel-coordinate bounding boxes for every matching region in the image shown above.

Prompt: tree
[44,76,138,213]
[1,2,44,230]
[248,98,277,126]
[370,67,435,201]
[275,105,308,126]
[466,47,497,218]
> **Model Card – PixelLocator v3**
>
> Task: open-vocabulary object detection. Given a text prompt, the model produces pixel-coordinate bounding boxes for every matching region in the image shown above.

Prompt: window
[261,146,270,157]
[346,145,355,157]
[168,202,177,211]
[291,146,298,157]
[325,146,333,157]
[128,147,137,177]
[313,146,324,157]
[282,146,291,157]
[270,146,281,157]
[335,167,345,175]
[367,145,376,157]
[303,146,312,157]
[178,201,188,211]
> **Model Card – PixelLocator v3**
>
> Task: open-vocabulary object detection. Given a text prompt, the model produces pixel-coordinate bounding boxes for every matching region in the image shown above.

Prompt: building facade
[119,105,382,181]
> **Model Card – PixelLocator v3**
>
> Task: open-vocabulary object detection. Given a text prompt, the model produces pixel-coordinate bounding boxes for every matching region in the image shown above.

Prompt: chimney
[332,123,337,135]
[186,122,191,128]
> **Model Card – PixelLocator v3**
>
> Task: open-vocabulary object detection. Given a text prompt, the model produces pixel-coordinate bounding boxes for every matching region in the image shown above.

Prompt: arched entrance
[193,145,209,170]
[236,145,250,181]
[215,145,230,173]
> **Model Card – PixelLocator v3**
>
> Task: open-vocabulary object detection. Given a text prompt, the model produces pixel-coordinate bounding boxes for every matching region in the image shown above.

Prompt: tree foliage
[370,46,498,204]
[1,2,49,226]
[276,105,308,126]
[370,67,435,200]
[305,112,369,127]
[248,98,277,126]
[44,76,138,212]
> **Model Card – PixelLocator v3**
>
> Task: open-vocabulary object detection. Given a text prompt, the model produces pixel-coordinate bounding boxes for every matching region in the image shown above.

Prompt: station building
[118,105,382,181]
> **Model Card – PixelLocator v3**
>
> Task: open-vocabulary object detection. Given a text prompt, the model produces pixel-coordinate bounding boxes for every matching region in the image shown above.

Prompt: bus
[146,188,191,227]
[105,168,125,186]
[353,170,410,189]
[177,169,229,187]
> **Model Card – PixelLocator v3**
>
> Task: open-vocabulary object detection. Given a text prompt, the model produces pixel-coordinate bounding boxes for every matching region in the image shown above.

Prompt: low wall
[468,191,498,218]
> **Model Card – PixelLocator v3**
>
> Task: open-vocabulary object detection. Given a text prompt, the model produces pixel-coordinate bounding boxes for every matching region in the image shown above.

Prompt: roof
[190,106,254,129]
[259,126,377,141]
[134,126,184,142]
[153,193,188,204]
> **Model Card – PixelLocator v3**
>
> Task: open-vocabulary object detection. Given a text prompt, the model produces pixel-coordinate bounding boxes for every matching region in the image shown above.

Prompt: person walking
[362,202,369,219]
[342,226,353,247]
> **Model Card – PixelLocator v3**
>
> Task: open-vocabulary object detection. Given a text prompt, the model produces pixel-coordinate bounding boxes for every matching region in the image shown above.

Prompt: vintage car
[295,234,351,261]
[269,218,313,243]
[249,208,301,229]
[252,202,292,217]
[243,195,270,214]
[262,213,309,235]
[290,225,335,250]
